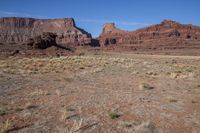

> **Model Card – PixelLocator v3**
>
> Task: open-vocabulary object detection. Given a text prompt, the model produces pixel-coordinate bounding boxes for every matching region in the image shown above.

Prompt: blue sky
[0,0,200,37]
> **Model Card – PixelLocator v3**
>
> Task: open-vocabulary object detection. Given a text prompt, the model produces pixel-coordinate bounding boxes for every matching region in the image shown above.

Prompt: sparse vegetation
[134,121,156,133]
[64,77,74,82]
[30,89,49,96]
[169,99,178,103]
[0,109,7,116]
[0,119,10,133]
[108,112,121,119]
[56,89,61,97]
[61,107,77,121]
[123,122,133,128]
[15,107,24,112]
[0,53,200,132]
[25,102,37,109]
[66,108,75,112]
[185,69,193,72]
[79,66,85,69]
[191,100,198,104]
[146,71,157,76]
[139,83,154,90]
[67,119,83,133]
[175,70,182,73]
[61,109,69,121]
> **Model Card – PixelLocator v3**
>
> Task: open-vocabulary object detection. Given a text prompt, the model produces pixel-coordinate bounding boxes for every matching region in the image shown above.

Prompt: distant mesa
[0,17,200,56]
[0,17,92,46]
[98,19,200,50]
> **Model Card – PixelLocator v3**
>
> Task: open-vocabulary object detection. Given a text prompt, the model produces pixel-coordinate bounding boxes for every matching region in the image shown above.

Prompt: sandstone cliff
[98,20,200,50]
[0,17,92,46]
[101,23,127,35]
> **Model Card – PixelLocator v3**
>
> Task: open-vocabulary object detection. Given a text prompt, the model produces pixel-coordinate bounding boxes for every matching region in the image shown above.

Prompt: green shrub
[108,112,121,119]
[0,110,7,116]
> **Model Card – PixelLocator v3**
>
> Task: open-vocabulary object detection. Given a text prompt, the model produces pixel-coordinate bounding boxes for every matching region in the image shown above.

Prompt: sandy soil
[0,52,200,133]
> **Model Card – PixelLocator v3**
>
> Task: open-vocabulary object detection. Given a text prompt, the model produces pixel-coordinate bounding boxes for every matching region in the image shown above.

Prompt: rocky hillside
[98,20,200,50]
[0,17,92,46]
[1,18,200,56]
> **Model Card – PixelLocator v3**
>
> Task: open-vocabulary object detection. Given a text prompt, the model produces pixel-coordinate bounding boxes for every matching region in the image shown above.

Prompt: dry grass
[30,88,49,96]
[0,53,200,132]
[0,119,10,133]
[66,119,83,133]
[169,99,178,103]
[139,83,154,90]
[55,89,61,97]
[134,121,157,133]
[61,110,69,121]
[25,102,37,109]
[0,55,138,75]
[168,99,178,103]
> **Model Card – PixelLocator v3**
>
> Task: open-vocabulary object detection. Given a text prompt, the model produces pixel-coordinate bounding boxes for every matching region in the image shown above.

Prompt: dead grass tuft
[139,83,154,90]
[134,121,157,133]
[67,119,83,133]
[0,119,10,133]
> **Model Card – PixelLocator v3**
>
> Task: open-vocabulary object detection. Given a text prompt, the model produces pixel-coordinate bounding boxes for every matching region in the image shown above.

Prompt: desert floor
[0,52,200,133]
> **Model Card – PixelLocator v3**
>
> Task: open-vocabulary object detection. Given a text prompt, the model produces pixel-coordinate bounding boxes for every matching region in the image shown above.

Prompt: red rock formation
[0,17,92,46]
[26,32,57,49]
[101,23,126,35]
[99,23,127,46]
[98,20,200,50]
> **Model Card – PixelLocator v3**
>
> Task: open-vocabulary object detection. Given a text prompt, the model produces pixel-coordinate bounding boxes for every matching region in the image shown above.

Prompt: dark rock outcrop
[0,17,92,46]
[26,32,57,49]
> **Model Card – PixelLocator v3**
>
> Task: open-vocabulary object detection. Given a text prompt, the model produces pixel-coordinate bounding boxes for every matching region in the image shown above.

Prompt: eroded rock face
[26,32,57,49]
[98,20,200,50]
[0,17,92,46]
[101,23,126,35]
[99,23,127,46]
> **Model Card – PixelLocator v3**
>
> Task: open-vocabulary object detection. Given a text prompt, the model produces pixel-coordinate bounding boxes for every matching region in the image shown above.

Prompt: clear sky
[0,0,200,37]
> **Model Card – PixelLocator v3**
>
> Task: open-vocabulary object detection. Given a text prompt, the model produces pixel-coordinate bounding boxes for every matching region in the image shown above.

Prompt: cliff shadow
[90,39,100,47]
